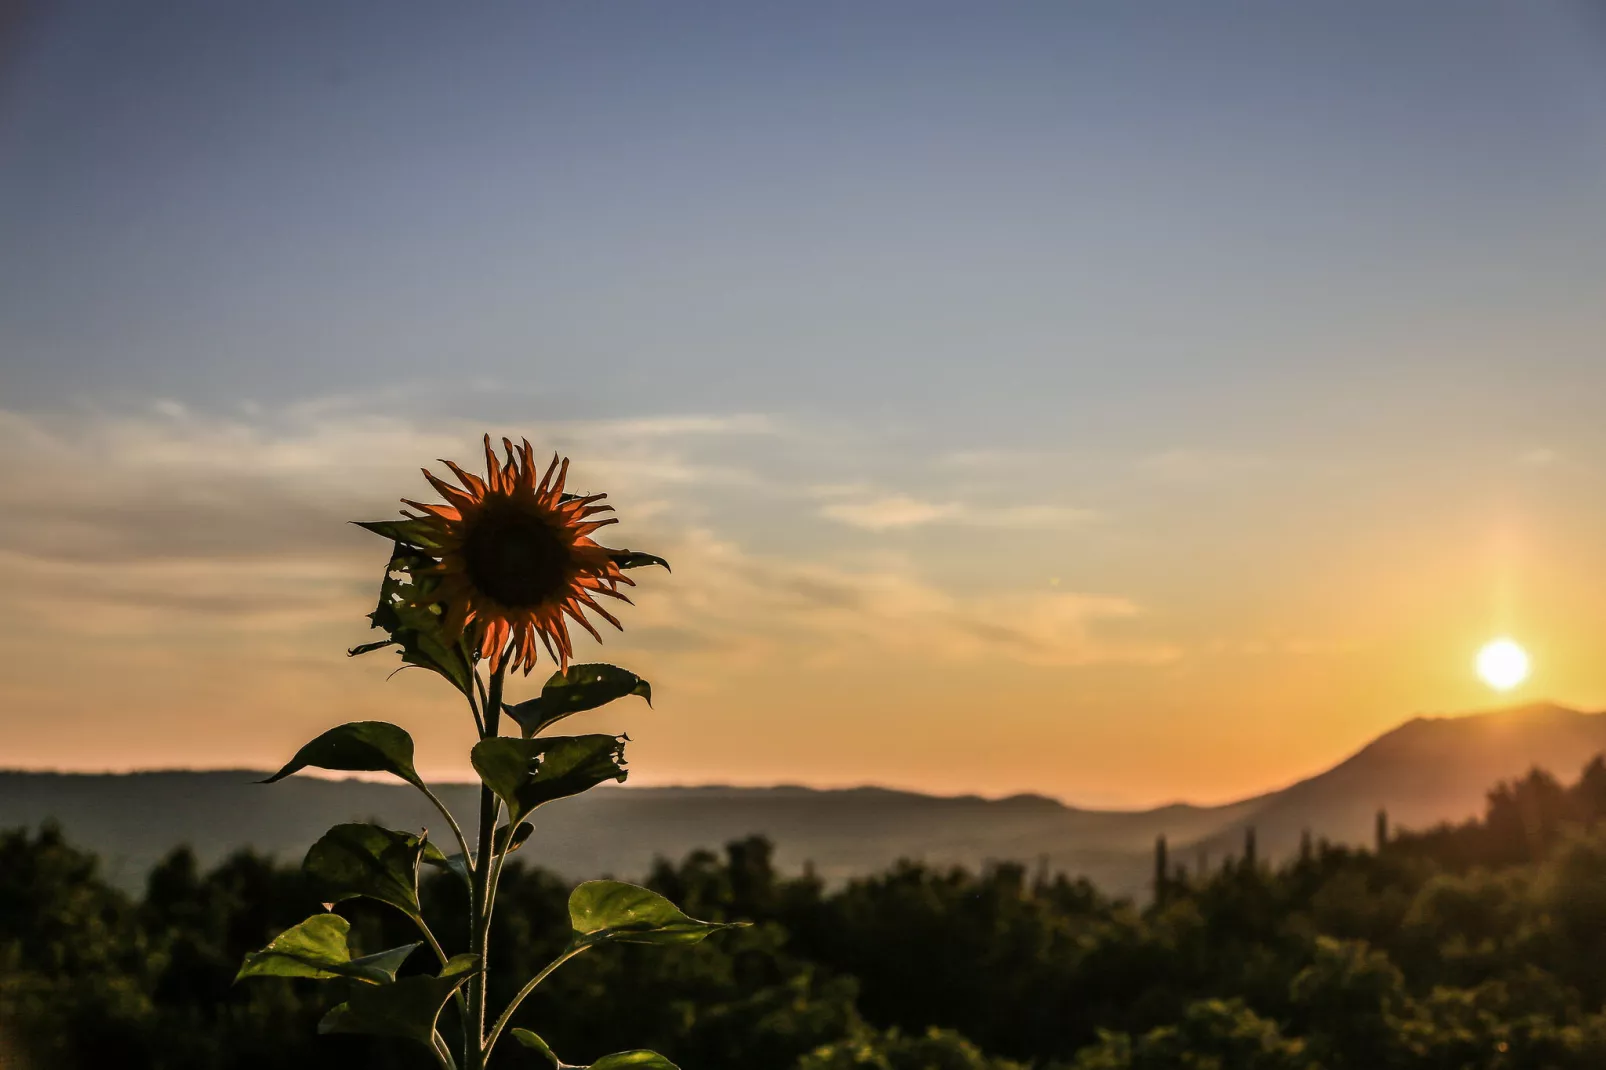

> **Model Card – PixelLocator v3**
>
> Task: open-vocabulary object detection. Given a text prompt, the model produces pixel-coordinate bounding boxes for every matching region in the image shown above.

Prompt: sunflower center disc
[461,503,573,608]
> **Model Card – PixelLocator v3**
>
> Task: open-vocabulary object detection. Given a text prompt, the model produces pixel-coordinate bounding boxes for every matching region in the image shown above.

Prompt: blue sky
[3,3,1605,805]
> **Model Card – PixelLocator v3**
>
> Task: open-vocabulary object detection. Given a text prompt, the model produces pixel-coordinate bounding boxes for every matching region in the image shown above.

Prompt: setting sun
[1477,638,1531,692]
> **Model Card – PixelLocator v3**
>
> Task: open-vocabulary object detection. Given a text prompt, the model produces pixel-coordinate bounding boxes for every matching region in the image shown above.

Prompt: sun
[1476,638,1530,692]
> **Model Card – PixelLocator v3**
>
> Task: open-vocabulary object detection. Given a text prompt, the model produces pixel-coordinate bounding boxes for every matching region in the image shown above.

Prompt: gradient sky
[3,2,1605,806]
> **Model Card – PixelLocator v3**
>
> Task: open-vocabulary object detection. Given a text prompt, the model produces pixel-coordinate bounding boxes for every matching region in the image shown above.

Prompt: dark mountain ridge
[3,701,1600,896]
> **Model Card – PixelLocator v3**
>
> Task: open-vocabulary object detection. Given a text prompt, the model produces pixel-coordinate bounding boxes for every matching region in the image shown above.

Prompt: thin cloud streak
[819,493,1096,532]
[0,403,1166,673]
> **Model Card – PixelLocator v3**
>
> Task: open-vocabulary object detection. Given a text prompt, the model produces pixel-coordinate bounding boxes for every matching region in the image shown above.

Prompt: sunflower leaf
[420,839,470,889]
[512,1029,563,1068]
[505,664,652,737]
[236,913,419,985]
[304,823,425,917]
[471,735,627,825]
[607,549,670,573]
[318,953,477,1046]
[354,544,475,696]
[346,639,396,657]
[590,1054,682,1070]
[422,821,533,886]
[353,518,448,552]
[261,721,423,789]
[567,880,744,950]
[512,1031,681,1070]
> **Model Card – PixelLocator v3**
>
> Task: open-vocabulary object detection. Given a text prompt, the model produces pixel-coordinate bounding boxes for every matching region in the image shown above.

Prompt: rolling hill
[2,701,1601,897]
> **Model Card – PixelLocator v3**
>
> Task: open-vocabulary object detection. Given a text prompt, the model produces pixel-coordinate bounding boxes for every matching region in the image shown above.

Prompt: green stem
[418,782,474,869]
[413,913,470,1036]
[431,1030,458,1070]
[483,945,590,1059]
[467,659,509,1070]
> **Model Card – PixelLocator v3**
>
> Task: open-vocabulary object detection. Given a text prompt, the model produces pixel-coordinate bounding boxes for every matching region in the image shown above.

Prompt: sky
[2,1,1605,807]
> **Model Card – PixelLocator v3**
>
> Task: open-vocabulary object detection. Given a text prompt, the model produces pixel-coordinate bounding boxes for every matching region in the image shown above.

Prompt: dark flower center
[461,502,573,608]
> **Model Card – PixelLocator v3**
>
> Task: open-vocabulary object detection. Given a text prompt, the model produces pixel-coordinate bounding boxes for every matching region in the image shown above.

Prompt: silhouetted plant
[235,437,742,1070]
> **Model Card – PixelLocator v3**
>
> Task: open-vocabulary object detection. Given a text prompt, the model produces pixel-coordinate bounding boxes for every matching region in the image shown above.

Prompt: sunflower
[402,435,633,674]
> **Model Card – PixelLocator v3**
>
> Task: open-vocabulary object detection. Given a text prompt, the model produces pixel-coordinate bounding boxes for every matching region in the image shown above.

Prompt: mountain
[2,702,1602,897]
[1186,701,1606,865]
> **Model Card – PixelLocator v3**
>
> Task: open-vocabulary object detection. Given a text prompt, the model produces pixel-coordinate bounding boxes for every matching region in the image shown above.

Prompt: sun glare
[1476,638,1530,692]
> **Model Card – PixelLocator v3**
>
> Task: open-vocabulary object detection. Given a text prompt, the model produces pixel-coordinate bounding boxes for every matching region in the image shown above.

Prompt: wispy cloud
[1138,448,1270,482]
[618,529,1176,670]
[0,404,774,566]
[0,403,1165,671]
[820,495,964,530]
[818,491,1095,532]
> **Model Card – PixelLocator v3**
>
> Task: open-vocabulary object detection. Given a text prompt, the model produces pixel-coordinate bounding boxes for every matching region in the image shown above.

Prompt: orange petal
[537,627,560,666]
[501,437,519,479]
[402,499,462,522]
[441,459,487,499]
[519,440,538,491]
[551,456,570,498]
[423,470,478,511]
[474,437,493,492]
[574,590,624,630]
[538,452,561,495]
[563,602,605,644]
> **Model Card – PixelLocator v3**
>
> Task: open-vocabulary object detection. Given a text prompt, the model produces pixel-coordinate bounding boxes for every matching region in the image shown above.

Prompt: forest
[8,757,1606,1070]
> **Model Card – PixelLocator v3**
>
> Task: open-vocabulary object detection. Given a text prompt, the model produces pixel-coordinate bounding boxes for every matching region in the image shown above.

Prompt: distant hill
[3,702,1602,897]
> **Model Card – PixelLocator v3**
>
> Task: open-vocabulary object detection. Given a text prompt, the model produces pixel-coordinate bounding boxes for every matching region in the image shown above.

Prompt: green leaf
[319,953,477,1046]
[568,880,743,949]
[350,544,474,696]
[591,1054,680,1070]
[472,735,627,825]
[261,721,423,788]
[353,518,446,552]
[236,913,418,985]
[346,639,396,657]
[512,1031,679,1070]
[420,839,471,888]
[304,823,425,916]
[513,1029,562,1068]
[495,819,537,854]
[506,664,653,737]
[422,821,533,886]
[608,549,670,572]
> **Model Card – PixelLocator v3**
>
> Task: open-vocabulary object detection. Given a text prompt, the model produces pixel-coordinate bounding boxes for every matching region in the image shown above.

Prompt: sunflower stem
[473,667,491,736]
[413,912,470,1035]
[467,657,509,1070]
[418,781,473,875]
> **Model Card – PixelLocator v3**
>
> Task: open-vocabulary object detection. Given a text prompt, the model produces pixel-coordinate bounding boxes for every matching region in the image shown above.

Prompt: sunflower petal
[401,500,462,522]
[441,460,488,499]
[482,435,505,494]
[423,470,479,511]
[519,439,538,491]
[562,602,605,644]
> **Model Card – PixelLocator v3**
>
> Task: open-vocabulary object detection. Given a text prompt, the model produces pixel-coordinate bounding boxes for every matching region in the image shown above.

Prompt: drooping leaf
[319,953,477,1046]
[261,721,423,788]
[422,821,534,886]
[472,735,627,825]
[353,518,446,552]
[304,824,425,916]
[349,544,474,696]
[567,880,743,949]
[505,664,652,737]
[420,839,471,889]
[607,549,670,572]
[236,913,418,985]
[346,639,397,657]
[511,1031,679,1070]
